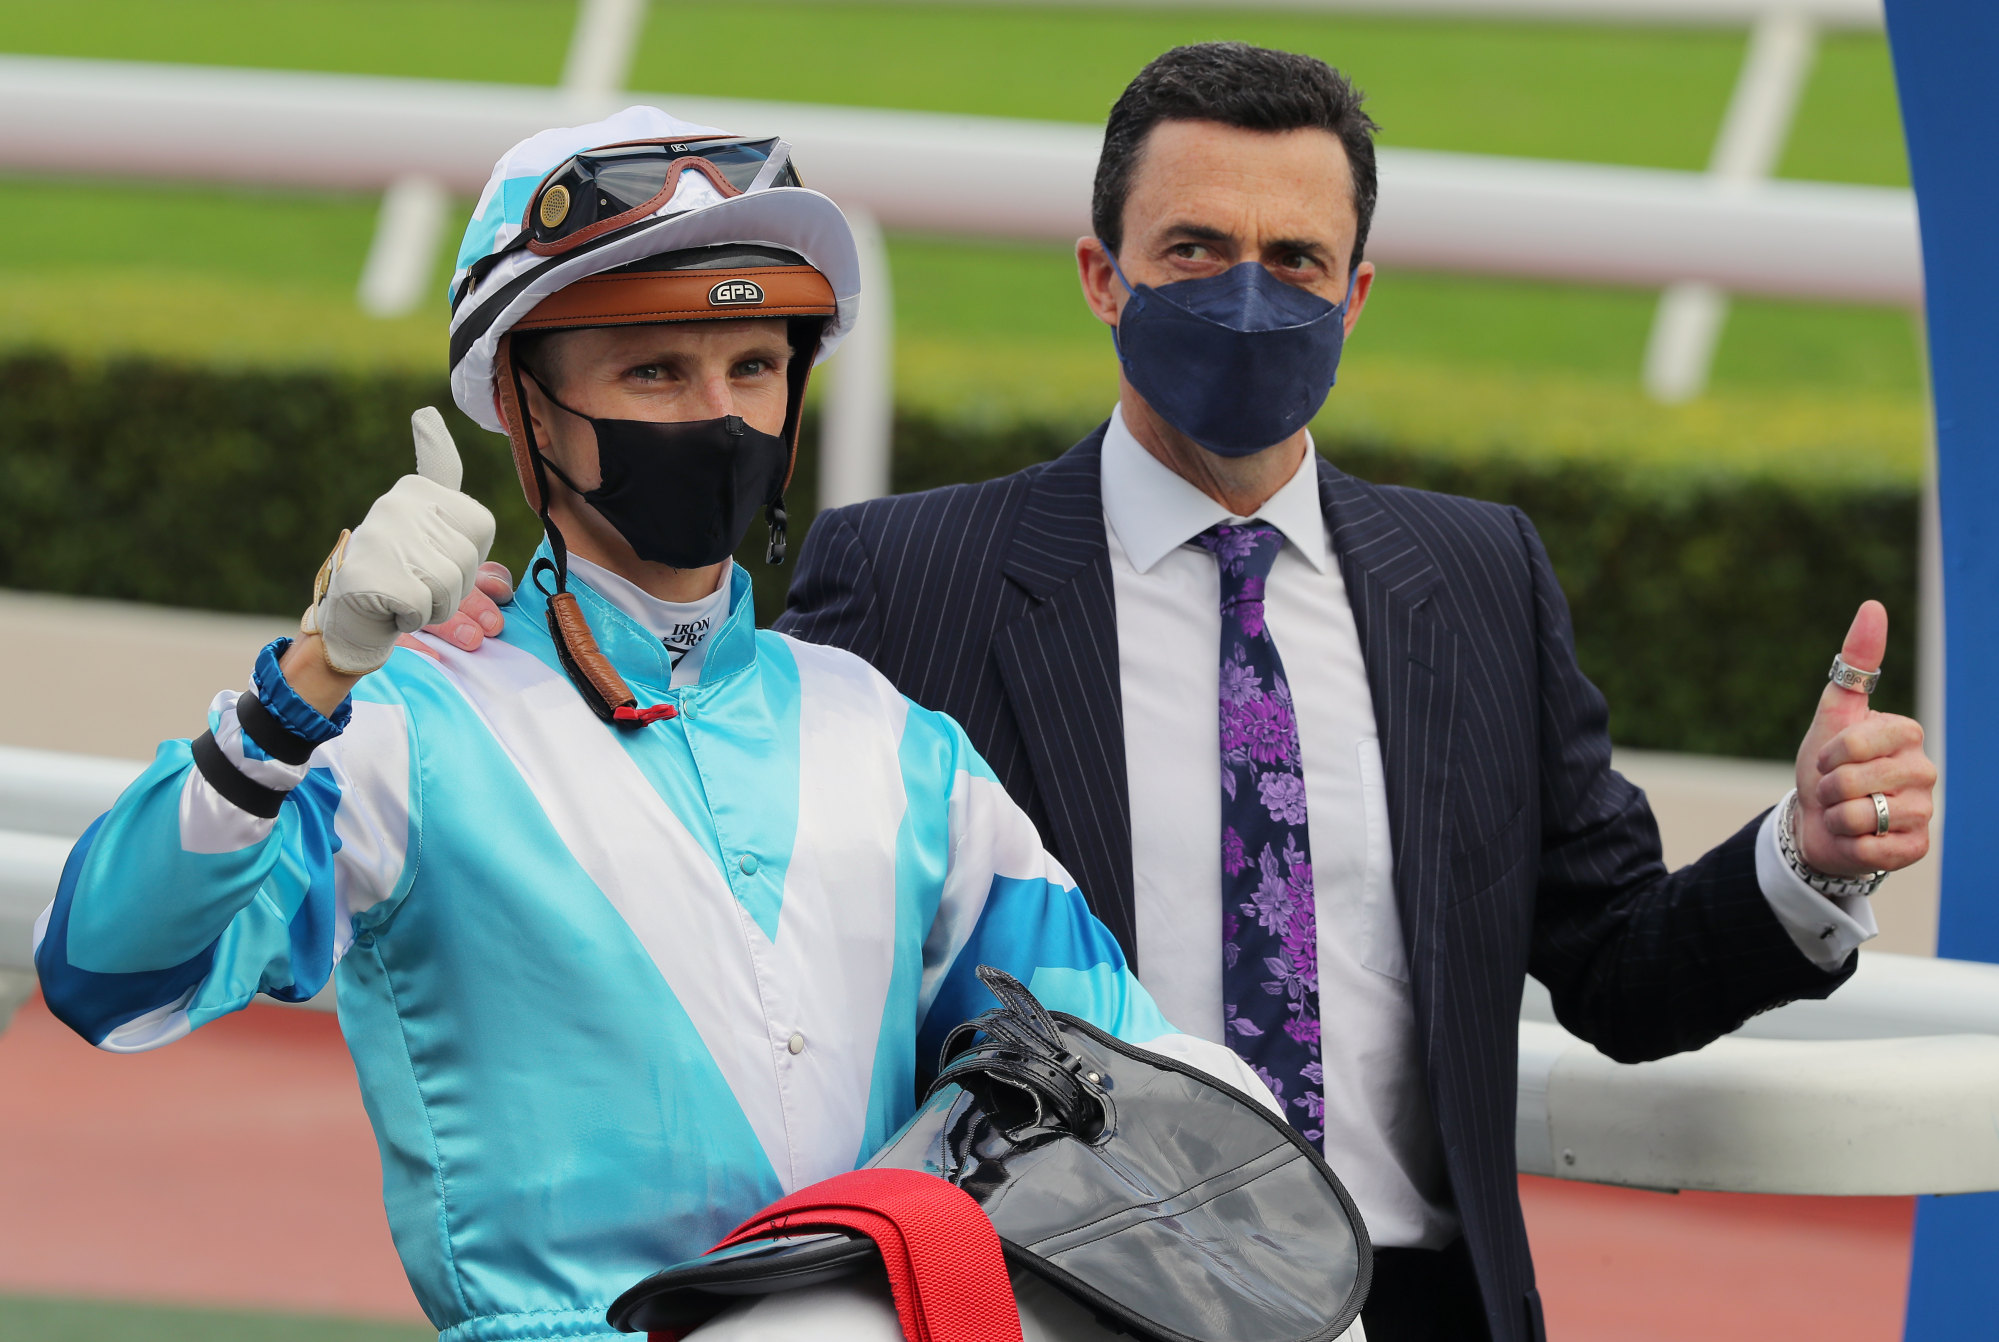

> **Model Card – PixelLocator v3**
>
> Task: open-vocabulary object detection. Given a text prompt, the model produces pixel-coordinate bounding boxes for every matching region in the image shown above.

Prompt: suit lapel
[991,428,1139,964]
[1318,461,1461,1009]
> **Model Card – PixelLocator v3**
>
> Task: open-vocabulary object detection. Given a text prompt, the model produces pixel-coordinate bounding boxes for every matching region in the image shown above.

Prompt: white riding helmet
[447,105,863,511]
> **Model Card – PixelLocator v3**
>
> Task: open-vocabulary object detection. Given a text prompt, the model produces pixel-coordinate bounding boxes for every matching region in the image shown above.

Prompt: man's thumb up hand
[1793,599,1936,877]
[306,408,498,676]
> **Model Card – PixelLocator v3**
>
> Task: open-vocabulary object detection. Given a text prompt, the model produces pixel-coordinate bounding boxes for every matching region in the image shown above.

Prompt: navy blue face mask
[1108,251,1356,457]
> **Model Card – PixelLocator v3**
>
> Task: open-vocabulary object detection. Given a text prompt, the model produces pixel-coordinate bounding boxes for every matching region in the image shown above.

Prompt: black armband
[190,730,289,819]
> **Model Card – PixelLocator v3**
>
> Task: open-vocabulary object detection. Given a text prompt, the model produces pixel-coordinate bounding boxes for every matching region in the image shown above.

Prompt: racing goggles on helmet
[524,137,800,257]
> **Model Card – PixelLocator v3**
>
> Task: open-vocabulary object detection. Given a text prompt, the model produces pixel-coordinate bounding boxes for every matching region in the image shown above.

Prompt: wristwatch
[1778,790,1887,899]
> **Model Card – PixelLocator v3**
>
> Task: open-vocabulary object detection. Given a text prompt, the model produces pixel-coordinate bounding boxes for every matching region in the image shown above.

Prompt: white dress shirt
[1099,405,1875,1249]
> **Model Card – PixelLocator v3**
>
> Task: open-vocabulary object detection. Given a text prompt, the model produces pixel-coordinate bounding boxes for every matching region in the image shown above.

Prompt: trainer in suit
[773,44,1938,1342]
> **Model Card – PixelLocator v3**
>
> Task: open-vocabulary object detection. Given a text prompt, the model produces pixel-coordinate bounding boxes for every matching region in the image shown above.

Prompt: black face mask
[527,375,791,571]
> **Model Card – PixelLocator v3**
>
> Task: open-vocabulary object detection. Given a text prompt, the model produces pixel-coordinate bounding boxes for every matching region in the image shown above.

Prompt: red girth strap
[658,1168,1022,1342]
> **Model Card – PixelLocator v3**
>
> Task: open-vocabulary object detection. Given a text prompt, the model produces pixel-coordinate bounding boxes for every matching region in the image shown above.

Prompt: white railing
[0,746,143,986]
[0,55,1917,305]
[1517,955,1999,1195]
[5,741,1997,1198]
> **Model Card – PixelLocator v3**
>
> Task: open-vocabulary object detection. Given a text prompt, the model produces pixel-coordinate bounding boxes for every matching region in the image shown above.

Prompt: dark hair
[1092,43,1380,270]
[510,328,564,389]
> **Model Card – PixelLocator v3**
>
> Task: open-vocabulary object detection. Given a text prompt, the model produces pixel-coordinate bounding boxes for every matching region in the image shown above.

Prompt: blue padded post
[1881,3,1999,1337]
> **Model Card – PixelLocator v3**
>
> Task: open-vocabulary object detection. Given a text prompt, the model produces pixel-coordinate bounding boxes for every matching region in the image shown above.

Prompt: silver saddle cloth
[609,966,1373,1342]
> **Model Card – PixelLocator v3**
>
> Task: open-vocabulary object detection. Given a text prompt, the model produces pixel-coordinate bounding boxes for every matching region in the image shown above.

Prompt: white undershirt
[1100,405,1875,1249]
[566,554,731,689]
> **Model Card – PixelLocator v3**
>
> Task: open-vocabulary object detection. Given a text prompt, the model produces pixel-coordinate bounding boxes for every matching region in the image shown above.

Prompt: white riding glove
[301,407,497,675]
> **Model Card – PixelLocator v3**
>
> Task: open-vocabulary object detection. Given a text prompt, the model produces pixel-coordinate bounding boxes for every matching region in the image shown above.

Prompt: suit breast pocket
[1449,802,1529,905]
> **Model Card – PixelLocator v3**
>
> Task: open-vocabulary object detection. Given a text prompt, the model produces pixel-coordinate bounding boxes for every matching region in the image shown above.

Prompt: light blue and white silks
[35,554,1180,1342]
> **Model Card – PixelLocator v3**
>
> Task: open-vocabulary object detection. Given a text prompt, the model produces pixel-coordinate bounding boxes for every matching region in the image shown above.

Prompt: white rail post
[818,206,895,509]
[561,0,648,111]
[357,173,452,317]
[356,0,648,318]
[1642,7,1819,403]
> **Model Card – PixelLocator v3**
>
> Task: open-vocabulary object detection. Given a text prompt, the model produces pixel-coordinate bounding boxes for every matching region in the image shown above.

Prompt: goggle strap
[743,139,795,196]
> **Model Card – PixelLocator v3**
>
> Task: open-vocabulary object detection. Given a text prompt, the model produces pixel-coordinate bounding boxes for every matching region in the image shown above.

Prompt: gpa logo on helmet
[708,279,765,307]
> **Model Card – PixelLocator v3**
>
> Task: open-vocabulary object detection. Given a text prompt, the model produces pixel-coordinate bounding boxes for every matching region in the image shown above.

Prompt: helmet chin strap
[763,313,831,569]
[510,358,573,594]
[505,355,662,727]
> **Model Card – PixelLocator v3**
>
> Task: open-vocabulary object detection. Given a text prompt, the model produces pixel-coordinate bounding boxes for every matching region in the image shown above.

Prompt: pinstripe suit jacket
[777,425,1853,1342]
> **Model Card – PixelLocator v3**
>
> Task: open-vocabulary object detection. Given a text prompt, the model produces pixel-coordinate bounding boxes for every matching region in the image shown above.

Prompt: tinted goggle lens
[527,138,797,247]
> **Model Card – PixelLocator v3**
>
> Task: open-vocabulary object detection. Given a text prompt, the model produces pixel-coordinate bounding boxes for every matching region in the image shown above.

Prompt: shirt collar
[508,543,758,698]
[1099,404,1331,575]
[565,552,730,649]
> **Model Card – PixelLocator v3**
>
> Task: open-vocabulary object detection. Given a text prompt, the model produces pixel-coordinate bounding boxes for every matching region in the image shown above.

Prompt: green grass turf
[0,1,1924,477]
[1779,31,1911,187]
[0,0,574,83]
[0,1294,432,1342]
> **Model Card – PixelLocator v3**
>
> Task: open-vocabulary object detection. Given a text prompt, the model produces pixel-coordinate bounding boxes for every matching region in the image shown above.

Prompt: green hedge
[0,353,1916,759]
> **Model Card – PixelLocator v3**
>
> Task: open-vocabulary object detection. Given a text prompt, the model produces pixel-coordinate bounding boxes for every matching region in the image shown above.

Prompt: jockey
[34,107,1259,1342]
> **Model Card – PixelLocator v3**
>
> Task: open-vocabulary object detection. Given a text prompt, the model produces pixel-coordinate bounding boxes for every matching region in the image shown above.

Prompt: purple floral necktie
[1195,521,1323,1142]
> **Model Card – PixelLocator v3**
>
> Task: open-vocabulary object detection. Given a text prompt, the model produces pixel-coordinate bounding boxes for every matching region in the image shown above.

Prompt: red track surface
[0,993,1916,1337]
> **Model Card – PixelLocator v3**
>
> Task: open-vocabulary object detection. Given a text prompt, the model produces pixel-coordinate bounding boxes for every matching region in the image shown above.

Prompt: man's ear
[517,374,556,451]
[1076,237,1125,329]
[1343,261,1377,341]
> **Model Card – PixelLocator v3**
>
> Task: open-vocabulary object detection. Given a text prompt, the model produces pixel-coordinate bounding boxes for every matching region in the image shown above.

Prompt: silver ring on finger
[1830,655,1882,694]
[1871,792,1891,837]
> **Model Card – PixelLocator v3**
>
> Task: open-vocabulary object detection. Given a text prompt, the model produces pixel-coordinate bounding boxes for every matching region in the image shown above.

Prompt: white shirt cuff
[1754,791,1878,972]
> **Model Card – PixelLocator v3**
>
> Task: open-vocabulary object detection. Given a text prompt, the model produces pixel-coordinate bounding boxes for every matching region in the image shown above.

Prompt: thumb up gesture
[1793,600,1936,877]
[301,408,497,676]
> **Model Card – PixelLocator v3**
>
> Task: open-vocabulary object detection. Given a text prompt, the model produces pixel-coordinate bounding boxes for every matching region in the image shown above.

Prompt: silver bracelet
[1778,791,1887,899]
